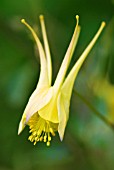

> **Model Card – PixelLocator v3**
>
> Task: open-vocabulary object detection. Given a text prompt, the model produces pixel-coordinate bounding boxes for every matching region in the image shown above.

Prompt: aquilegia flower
[18,15,105,146]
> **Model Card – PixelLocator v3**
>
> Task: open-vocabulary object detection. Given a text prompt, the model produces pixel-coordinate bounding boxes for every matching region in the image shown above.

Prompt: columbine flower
[18,15,105,146]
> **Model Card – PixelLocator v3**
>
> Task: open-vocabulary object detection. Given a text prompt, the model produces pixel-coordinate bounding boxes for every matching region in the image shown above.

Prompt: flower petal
[18,113,26,135]
[54,15,80,92]
[57,92,67,140]
[18,87,53,134]
[39,15,52,86]
[60,22,105,122]
[21,19,49,89]
[38,92,59,123]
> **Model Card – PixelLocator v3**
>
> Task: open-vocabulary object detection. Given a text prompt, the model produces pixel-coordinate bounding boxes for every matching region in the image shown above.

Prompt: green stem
[73,88,114,130]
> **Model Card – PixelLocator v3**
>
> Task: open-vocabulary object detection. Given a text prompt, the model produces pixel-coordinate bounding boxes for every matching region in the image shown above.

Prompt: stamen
[49,127,55,136]
[48,133,51,141]
[44,135,47,142]
[46,141,50,146]
[28,113,57,146]
[40,136,43,141]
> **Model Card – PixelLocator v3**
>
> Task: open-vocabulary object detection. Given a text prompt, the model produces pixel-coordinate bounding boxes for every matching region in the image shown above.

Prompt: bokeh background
[1,0,114,170]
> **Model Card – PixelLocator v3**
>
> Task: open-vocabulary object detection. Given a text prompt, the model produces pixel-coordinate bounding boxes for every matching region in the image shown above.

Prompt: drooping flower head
[18,15,105,146]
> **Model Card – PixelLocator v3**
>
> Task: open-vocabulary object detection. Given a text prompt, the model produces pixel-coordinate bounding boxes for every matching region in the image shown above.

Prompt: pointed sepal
[21,19,49,89]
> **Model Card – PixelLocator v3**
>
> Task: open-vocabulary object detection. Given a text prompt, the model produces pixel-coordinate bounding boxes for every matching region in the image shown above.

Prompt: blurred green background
[1,0,114,170]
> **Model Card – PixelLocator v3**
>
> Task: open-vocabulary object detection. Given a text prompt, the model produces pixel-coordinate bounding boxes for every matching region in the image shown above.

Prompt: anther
[28,136,33,141]
[33,131,37,136]
[44,135,47,142]
[34,141,37,145]
[47,141,50,146]
[35,136,39,142]
[40,136,43,141]
[48,136,51,141]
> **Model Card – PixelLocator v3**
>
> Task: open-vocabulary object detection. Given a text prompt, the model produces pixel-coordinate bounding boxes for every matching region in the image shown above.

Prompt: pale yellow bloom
[18,15,105,146]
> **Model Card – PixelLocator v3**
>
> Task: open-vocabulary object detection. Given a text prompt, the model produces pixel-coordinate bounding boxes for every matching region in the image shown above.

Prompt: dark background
[1,0,114,170]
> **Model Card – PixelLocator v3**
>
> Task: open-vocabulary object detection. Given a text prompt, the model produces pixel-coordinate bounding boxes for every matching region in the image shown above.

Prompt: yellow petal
[18,87,53,134]
[39,15,52,86]
[54,15,80,93]
[38,91,59,123]
[57,92,67,140]
[61,22,106,118]
[21,19,49,89]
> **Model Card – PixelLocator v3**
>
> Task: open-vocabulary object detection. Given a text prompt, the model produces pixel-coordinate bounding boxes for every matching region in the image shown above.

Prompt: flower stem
[73,88,114,130]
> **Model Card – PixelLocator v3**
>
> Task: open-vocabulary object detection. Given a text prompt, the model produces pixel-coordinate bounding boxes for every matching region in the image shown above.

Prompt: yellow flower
[18,15,105,146]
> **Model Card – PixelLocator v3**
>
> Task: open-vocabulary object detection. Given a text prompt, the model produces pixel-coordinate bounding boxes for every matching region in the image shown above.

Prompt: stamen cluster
[28,113,56,146]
